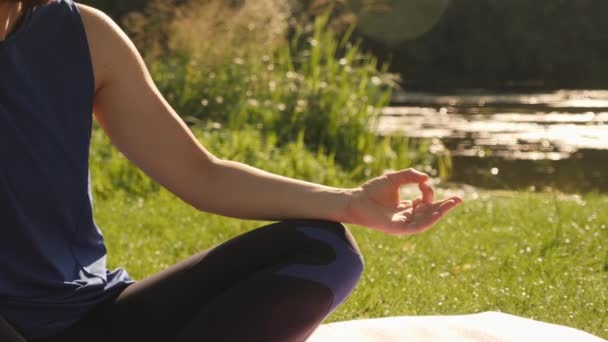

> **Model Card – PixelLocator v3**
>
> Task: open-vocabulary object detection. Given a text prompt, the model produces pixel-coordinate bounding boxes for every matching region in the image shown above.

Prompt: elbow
[186,155,223,212]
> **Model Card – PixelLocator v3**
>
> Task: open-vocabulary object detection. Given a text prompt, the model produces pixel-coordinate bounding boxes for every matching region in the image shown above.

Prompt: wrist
[332,186,363,224]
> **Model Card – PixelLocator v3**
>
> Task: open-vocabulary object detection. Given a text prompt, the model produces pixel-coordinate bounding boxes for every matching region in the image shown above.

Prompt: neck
[0,1,24,41]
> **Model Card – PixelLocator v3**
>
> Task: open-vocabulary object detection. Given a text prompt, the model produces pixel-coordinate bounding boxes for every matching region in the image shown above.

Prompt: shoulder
[75,3,141,92]
[75,2,116,33]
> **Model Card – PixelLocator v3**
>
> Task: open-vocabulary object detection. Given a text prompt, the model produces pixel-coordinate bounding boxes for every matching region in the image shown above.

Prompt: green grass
[89,4,606,337]
[341,192,608,337]
[94,185,608,339]
[90,123,607,338]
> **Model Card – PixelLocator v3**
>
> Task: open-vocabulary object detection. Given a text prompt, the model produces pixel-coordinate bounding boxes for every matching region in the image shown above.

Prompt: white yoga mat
[308,312,606,342]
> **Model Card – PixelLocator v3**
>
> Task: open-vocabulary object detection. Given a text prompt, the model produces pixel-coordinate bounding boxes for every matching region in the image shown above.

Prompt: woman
[0,0,462,341]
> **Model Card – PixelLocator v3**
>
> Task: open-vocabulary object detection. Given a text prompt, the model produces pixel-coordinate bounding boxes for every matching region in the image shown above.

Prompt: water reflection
[391,90,608,110]
[381,90,608,192]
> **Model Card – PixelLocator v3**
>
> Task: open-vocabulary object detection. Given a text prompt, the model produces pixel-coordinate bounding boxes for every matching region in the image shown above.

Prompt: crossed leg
[34,220,364,342]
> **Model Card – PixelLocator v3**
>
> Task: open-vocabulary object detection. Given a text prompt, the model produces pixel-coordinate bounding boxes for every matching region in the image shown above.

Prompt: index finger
[387,168,429,185]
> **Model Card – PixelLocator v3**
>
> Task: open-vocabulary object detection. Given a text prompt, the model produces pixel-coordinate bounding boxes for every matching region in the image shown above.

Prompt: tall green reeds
[176,16,392,170]
[92,0,450,197]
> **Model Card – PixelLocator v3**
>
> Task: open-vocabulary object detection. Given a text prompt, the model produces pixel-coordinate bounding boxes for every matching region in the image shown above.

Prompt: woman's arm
[79,4,353,221]
[78,5,461,234]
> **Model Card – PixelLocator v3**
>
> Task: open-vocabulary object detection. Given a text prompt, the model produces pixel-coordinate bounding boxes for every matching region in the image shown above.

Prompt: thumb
[387,168,429,185]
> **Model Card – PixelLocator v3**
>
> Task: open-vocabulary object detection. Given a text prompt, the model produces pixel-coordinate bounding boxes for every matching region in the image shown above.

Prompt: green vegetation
[85,0,607,339]
[82,0,608,90]
[89,125,349,199]
[93,174,608,339]
[90,128,607,339]
[88,0,449,198]
[117,0,450,181]
[151,13,394,172]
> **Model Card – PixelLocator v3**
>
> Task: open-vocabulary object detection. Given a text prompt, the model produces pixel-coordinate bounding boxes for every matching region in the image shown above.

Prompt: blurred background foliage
[83,0,451,197]
[78,3,608,336]
[83,0,608,91]
[79,0,608,196]
[371,0,608,90]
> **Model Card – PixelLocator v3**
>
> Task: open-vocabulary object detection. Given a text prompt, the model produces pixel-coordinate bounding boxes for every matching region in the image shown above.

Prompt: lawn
[95,188,608,339]
[84,1,607,336]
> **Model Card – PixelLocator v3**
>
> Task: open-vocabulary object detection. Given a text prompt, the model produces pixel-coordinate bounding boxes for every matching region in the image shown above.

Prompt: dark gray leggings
[33,220,364,342]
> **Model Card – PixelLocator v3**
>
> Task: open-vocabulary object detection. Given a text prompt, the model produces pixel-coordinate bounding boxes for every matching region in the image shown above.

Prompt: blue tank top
[0,1,133,339]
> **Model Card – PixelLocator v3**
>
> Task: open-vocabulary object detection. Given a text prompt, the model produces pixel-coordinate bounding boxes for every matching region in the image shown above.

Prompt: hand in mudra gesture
[343,169,462,235]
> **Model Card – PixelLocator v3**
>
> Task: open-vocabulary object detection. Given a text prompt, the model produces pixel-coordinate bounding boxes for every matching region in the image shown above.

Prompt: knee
[281,219,363,267]
[278,220,364,309]
[319,221,365,291]
[311,220,364,268]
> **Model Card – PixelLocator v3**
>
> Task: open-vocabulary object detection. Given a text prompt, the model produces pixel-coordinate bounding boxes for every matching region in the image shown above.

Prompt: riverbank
[95,188,607,339]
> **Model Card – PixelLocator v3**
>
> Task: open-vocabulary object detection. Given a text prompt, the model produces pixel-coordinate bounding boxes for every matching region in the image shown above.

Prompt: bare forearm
[192,159,354,222]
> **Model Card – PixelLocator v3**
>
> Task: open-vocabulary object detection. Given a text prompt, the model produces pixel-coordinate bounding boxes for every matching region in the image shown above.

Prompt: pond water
[379,90,608,192]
